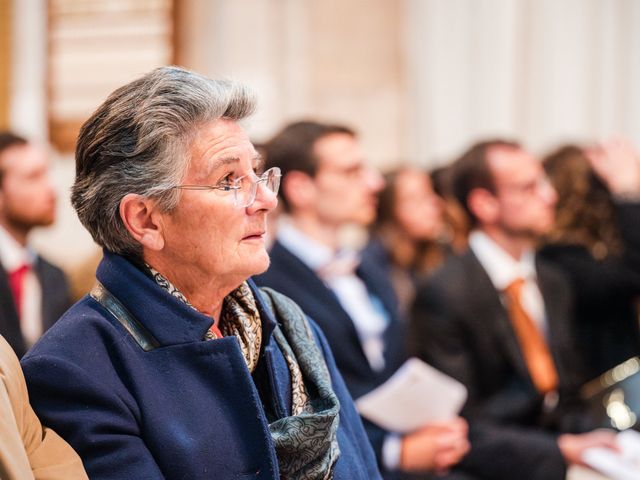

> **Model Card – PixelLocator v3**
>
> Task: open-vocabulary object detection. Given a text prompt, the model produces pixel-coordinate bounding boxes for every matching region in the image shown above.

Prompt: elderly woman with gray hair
[20,67,380,480]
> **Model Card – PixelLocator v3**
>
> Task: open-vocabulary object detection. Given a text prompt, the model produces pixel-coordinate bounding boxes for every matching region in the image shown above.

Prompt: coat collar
[96,251,277,347]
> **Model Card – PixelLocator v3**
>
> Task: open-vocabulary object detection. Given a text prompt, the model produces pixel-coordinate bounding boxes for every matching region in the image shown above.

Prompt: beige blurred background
[1,0,639,296]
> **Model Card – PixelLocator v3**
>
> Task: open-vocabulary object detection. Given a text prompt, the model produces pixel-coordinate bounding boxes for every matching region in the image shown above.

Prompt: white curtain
[404,0,640,166]
[12,0,640,167]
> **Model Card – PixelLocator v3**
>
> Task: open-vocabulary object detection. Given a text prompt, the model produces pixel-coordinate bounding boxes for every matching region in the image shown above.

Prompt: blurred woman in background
[365,167,449,314]
[539,139,640,380]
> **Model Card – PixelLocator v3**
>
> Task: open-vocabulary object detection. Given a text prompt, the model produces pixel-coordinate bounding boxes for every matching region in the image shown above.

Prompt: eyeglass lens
[235,167,281,207]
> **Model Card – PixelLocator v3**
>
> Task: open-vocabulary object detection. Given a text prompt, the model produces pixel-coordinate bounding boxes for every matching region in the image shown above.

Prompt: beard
[4,205,55,233]
[500,219,553,242]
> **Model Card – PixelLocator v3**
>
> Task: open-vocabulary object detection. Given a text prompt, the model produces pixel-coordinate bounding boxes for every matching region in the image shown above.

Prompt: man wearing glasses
[410,140,618,480]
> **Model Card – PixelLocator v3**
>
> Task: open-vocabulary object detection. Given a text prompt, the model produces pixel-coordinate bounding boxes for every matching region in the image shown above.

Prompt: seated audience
[410,140,618,480]
[255,121,474,480]
[21,67,380,479]
[540,140,640,379]
[0,133,71,357]
[0,334,87,479]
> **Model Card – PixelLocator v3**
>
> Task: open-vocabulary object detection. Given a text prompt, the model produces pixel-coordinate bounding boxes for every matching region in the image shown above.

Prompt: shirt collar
[468,230,537,290]
[276,217,336,271]
[0,226,35,271]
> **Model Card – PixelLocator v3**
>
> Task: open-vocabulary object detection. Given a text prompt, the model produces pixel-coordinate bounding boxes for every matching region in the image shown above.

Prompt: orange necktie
[503,278,559,393]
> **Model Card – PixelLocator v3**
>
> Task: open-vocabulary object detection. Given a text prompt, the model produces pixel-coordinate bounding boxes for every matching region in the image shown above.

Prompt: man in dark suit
[410,140,617,480]
[255,121,473,480]
[0,132,71,357]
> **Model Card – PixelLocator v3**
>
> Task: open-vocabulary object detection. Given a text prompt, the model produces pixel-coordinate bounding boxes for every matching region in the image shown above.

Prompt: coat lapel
[464,251,532,382]
[0,261,24,356]
[535,257,582,390]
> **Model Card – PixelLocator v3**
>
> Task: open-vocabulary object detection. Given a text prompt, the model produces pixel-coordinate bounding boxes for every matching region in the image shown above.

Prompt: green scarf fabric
[260,287,341,480]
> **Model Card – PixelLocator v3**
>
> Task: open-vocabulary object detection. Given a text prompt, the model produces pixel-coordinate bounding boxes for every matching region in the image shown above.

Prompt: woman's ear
[119,194,165,251]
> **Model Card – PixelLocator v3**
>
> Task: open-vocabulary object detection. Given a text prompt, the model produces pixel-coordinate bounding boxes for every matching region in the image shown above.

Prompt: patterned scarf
[147,267,340,479]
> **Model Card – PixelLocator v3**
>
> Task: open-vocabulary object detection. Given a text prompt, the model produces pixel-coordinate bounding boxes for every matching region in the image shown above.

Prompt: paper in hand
[582,429,640,480]
[355,357,467,433]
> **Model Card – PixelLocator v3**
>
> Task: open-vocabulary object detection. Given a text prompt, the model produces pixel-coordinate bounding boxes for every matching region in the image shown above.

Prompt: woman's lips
[242,231,265,241]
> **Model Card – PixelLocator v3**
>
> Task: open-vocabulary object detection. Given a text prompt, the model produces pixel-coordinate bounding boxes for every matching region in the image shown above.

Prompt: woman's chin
[245,251,271,277]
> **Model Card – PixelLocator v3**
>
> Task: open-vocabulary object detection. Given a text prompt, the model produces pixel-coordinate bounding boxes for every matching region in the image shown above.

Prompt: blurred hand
[586,137,640,195]
[400,417,470,474]
[557,430,619,467]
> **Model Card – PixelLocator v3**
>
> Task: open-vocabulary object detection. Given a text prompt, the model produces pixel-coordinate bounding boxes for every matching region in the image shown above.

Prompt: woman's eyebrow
[212,156,240,169]
[202,153,263,180]
[201,156,239,179]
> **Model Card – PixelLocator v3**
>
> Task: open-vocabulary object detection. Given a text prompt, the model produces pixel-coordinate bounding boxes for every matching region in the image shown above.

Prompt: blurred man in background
[255,121,473,480]
[410,140,617,480]
[0,132,71,357]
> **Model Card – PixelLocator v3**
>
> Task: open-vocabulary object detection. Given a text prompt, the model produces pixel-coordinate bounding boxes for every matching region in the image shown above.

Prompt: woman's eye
[216,175,235,191]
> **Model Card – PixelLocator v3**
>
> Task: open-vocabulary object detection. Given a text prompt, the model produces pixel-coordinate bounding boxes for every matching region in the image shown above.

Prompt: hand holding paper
[582,429,640,480]
[355,357,468,433]
[400,417,470,473]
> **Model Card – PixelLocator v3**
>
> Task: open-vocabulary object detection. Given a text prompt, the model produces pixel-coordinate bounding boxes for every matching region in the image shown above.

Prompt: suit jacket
[539,202,640,379]
[255,241,478,480]
[22,251,380,480]
[410,249,593,480]
[411,249,588,427]
[0,256,71,358]
[0,335,87,480]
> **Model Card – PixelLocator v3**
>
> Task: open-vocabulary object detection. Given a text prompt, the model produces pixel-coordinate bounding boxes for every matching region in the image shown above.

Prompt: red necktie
[8,264,30,318]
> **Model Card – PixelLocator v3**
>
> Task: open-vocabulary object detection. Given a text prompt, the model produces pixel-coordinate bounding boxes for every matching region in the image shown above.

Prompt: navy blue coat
[21,252,380,480]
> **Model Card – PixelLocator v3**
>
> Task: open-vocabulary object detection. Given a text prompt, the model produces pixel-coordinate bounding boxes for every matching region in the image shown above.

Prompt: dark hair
[372,167,449,296]
[264,120,355,211]
[0,132,29,185]
[451,139,520,225]
[543,145,621,258]
[375,169,403,228]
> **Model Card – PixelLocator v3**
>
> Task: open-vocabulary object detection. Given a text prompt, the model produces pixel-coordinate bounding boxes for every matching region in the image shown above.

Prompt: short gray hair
[71,66,256,258]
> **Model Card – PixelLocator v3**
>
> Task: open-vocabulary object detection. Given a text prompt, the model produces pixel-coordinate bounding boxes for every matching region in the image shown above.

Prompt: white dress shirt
[468,230,548,336]
[0,227,42,347]
[277,218,401,468]
[277,219,389,371]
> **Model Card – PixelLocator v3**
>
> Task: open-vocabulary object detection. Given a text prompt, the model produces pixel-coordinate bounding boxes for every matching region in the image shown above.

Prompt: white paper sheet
[355,357,467,433]
[582,430,640,480]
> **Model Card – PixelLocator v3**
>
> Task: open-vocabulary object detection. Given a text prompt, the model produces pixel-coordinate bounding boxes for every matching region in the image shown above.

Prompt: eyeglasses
[497,174,553,196]
[171,166,281,208]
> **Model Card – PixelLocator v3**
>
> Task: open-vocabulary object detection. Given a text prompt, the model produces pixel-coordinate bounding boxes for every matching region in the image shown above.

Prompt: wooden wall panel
[47,0,174,151]
[0,0,11,129]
